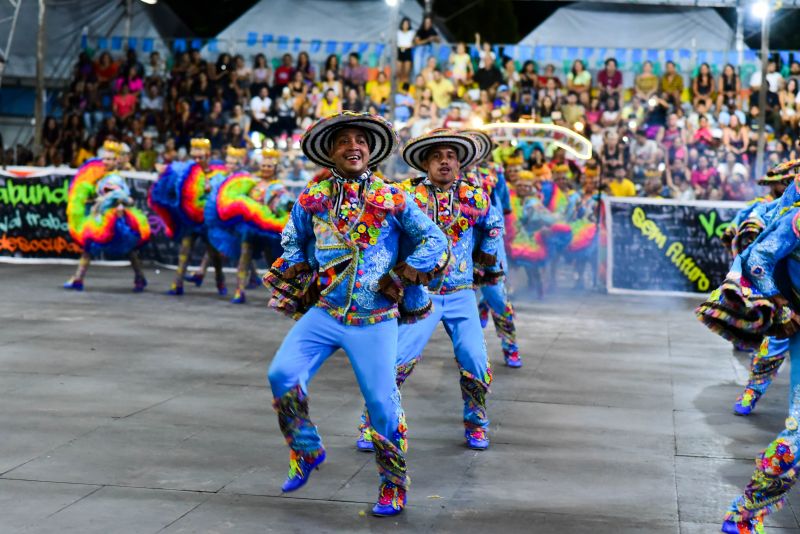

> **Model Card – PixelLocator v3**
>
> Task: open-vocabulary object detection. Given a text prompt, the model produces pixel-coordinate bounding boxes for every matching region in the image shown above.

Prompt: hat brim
[402,133,478,173]
[301,112,398,170]
[767,159,800,177]
[462,129,493,167]
[758,173,796,186]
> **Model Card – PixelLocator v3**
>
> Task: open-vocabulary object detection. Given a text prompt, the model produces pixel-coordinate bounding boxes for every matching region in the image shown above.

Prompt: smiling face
[329,127,370,178]
[101,151,117,171]
[423,144,461,190]
[260,158,277,179]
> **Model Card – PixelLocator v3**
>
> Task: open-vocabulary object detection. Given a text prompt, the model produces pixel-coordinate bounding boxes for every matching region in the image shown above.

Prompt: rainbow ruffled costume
[147,159,228,295]
[64,158,150,291]
[205,172,293,302]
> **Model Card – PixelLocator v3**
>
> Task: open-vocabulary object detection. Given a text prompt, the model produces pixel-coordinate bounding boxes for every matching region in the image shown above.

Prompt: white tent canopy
[211,0,428,52]
[2,0,190,81]
[519,2,737,51]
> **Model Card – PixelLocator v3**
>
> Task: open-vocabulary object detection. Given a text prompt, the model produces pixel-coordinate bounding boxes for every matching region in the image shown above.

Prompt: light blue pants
[397,289,492,432]
[269,307,403,442]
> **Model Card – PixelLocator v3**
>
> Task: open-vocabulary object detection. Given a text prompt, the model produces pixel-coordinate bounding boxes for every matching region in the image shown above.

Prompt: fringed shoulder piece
[298,177,334,214]
[364,176,406,214]
[457,181,489,219]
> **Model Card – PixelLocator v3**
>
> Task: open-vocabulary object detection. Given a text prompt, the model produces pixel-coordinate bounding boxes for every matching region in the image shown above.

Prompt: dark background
[163,0,800,50]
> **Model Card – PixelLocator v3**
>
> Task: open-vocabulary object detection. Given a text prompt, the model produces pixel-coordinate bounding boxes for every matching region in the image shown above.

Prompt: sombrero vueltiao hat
[301,111,398,169]
[461,129,493,168]
[402,128,479,173]
[759,158,800,185]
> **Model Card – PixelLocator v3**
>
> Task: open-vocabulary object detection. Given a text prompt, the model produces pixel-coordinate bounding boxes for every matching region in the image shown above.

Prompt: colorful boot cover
[460,367,492,449]
[273,386,325,492]
[490,303,522,368]
[734,338,788,416]
[370,422,409,490]
[725,387,800,526]
[372,482,407,517]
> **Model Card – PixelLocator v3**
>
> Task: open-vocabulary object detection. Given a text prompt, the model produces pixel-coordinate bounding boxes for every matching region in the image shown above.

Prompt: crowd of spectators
[27,15,800,201]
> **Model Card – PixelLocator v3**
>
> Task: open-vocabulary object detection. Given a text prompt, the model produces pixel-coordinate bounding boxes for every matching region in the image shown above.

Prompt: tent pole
[388,0,401,123]
[755,10,769,179]
[125,0,132,43]
[33,0,46,155]
[736,1,744,67]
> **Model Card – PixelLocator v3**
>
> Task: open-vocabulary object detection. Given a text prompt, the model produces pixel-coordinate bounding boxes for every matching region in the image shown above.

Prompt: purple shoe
[733,388,760,416]
[185,273,204,287]
[465,428,489,450]
[372,482,406,517]
[504,351,523,368]
[63,279,84,291]
[356,427,374,452]
[132,276,147,293]
[167,283,184,296]
[230,290,246,304]
[217,282,228,296]
[281,450,326,493]
[721,518,764,533]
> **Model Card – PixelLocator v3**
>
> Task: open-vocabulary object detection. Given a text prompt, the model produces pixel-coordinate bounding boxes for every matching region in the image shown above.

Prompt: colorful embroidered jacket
[263,170,447,325]
[740,184,800,298]
[400,177,502,294]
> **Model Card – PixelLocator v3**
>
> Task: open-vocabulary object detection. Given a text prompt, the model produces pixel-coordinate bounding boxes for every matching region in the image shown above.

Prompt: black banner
[607,199,743,294]
[0,172,232,266]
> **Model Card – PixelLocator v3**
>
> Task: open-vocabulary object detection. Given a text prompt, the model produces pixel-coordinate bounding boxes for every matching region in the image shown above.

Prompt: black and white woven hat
[300,111,398,169]
[461,129,494,168]
[402,128,479,173]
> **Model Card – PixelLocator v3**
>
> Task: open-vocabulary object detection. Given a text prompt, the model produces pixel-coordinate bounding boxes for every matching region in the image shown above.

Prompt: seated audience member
[660,61,684,107]
[692,62,714,109]
[597,58,623,103]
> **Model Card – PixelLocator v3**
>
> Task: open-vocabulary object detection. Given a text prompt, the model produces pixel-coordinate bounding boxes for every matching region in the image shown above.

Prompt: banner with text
[605,197,745,296]
[0,169,185,266]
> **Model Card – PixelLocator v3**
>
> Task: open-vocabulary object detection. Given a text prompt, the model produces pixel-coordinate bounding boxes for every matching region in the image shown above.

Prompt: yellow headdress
[226,146,247,160]
[552,163,570,174]
[584,166,599,178]
[102,140,123,155]
[190,138,211,150]
[262,148,281,162]
[517,170,536,182]
[504,155,524,167]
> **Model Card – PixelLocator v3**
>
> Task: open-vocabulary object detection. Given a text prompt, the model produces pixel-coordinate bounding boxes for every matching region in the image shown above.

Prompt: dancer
[464,129,522,368]
[696,160,800,533]
[186,146,250,287]
[723,167,793,416]
[263,112,447,517]
[149,138,227,296]
[505,170,550,298]
[64,140,150,291]
[356,128,502,452]
[206,148,293,304]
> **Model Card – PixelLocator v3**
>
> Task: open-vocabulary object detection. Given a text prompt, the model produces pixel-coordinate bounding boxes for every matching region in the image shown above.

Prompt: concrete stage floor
[2,264,800,533]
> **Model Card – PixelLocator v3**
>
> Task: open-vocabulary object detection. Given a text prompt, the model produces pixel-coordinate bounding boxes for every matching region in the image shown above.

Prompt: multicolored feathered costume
[205,165,293,303]
[147,139,228,296]
[263,112,449,517]
[467,152,523,368]
[695,160,800,534]
[64,147,150,292]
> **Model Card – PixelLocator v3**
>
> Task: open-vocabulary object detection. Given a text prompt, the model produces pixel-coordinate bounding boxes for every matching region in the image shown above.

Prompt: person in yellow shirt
[316,88,342,118]
[606,164,637,197]
[366,71,391,106]
[426,69,455,112]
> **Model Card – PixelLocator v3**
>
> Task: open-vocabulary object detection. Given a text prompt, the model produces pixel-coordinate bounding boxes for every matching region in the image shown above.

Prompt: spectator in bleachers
[634,61,659,102]
[598,58,623,104]
[342,52,368,98]
[415,14,440,47]
[323,54,340,79]
[251,54,271,95]
[691,63,713,109]
[607,164,636,196]
[249,85,272,136]
[342,86,363,113]
[427,68,455,111]
[450,42,473,89]
[722,114,749,162]
[296,51,315,86]
[273,53,295,95]
[717,63,740,113]
[567,60,591,99]
[321,68,343,99]
[779,77,800,133]
[316,88,342,118]
[474,53,503,96]
[397,18,415,84]
[660,60,684,108]
[519,61,538,93]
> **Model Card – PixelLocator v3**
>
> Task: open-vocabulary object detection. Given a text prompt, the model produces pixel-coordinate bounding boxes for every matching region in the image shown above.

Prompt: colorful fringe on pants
[737,337,790,412]
[490,302,519,360]
[725,384,800,527]
[459,365,492,434]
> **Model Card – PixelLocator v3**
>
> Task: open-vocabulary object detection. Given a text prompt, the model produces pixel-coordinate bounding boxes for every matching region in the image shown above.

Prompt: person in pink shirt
[690,154,717,194]
[598,58,623,103]
[112,84,137,121]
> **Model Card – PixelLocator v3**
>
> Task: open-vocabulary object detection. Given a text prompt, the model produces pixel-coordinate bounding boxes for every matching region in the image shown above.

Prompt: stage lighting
[751,1,769,19]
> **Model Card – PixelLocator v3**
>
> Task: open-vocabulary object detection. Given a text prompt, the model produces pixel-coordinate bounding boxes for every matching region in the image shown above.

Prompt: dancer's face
[424,145,460,190]
[329,127,370,178]
[102,153,117,171]
[260,159,277,179]
[191,147,210,169]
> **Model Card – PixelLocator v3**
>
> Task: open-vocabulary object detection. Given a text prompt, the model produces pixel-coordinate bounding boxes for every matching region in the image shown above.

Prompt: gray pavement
[1,263,799,533]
